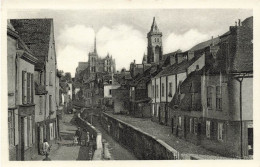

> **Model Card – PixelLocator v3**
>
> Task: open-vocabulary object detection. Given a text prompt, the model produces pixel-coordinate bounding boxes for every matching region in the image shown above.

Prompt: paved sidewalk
[105,111,235,160]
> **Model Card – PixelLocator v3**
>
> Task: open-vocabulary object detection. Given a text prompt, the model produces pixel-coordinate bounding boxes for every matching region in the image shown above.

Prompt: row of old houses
[72,16,253,158]
[7,19,62,160]
[112,17,253,158]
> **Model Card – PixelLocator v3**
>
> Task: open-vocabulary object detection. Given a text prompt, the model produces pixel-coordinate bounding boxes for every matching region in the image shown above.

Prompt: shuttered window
[8,110,15,146]
[207,86,213,109]
[49,71,53,86]
[161,83,164,97]
[216,86,222,110]
[31,74,34,104]
[49,95,52,112]
[22,71,27,104]
[27,73,31,104]
[169,82,172,97]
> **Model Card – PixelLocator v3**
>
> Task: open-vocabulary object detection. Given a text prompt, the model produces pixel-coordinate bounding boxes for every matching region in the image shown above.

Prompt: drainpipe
[235,74,245,159]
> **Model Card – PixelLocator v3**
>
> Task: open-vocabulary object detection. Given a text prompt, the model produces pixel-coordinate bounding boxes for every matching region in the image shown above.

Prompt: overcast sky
[7,9,252,77]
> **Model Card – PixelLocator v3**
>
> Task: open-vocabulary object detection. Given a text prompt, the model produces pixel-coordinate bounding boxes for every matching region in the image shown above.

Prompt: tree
[61,72,72,82]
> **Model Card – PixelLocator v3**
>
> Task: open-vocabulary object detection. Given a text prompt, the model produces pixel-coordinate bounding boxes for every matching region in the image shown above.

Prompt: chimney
[238,19,241,26]
[134,60,136,64]
[211,36,214,46]
[235,21,237,26]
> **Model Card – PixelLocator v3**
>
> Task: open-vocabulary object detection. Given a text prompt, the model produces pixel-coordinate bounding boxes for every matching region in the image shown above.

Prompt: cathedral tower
[147,17,163,64]
[89,36,98,73]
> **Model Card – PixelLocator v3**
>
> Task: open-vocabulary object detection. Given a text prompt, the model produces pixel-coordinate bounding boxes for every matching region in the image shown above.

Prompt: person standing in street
[43,139,50,155]
[75,127,82,145]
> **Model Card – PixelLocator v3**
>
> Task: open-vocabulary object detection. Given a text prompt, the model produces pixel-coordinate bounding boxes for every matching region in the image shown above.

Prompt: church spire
[94,35,97,53]
[151,17,159,32]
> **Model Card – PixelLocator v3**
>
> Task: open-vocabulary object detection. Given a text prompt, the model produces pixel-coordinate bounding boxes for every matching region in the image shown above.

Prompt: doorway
[171,118,174,133]
[165,105,168,125]
[248,128,253,155]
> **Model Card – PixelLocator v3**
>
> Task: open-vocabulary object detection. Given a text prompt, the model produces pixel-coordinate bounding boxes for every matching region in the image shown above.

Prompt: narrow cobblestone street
[32,114,90,161]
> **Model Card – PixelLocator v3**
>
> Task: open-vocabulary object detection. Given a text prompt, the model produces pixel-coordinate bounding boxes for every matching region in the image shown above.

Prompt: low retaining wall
[101,112,180,160]
[76,116,103,160]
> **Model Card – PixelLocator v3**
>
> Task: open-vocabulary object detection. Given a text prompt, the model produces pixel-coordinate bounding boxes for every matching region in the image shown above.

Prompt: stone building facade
[11,19,60,156]
[167,16,253,158]
[8,21,38,160]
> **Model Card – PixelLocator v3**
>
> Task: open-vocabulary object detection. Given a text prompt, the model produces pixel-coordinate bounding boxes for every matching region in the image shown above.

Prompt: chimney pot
[238,19,241,26]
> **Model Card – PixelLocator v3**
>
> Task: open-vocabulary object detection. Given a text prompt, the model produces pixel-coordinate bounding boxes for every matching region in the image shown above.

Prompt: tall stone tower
[147,17,163,64]
[89,36,98,73]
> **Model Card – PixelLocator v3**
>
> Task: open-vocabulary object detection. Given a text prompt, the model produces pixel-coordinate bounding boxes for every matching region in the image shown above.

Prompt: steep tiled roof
[10,19,52,68]
[209,16,253,73]
[155,54,202,78]
[188,37,220,52]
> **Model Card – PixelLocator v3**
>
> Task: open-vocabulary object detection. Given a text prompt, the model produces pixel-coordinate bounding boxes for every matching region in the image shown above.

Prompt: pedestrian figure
[73,135,78,146]
[43,152,51,161]
[43,139,50,156]
[86,132,90,147]
[75,127,82,145]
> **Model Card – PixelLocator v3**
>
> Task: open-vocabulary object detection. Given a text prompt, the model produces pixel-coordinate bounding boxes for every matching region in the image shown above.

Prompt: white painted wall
[151,79,155,103]
[104,85,120,98]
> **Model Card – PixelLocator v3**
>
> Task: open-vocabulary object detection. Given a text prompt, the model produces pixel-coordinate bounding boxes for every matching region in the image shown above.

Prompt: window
[206,120,211,138]
[216,86,222,110]
[152,85,155,98]
[24,117,28,148]
[49,123,54,140]
[27,73,31,103]
[169,82,172,97]
[178,116,182,127]
[22,71,34,104]
[8,110,15,146]
[190,93,194,109]
[22,71,27,104]
[152,104,155,116]
[49,95,52,112]
[156,85,159,98]
[30,73,34,103]
[109,89,112,95]
[156,104,159,117]
[154,38,156,42]
[49,71,53,86]
[194,118,198,135]
[218,122,224,141]
[29,116,33,146]
[162,83,164,97]
[189,118,193,133]
[207,86,213,109]
[39,96,42,115]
